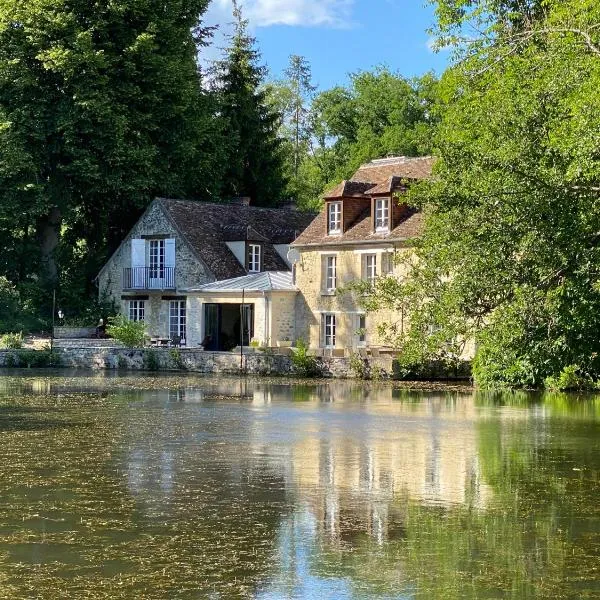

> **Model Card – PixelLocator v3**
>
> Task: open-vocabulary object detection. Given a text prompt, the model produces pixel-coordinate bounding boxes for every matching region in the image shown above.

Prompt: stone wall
[53,327,96,339]
[0,347,395,378]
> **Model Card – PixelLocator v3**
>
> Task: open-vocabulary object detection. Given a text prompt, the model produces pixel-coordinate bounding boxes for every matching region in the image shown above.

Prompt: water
[0,372,598,599]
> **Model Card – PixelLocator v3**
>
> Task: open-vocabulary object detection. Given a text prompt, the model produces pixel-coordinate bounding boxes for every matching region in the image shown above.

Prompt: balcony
[123,267,176,291]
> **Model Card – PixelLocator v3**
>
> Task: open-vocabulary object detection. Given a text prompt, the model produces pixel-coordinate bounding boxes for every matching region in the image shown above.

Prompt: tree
[0,0,220,315]
[358,0,600,387]
[297,68,439,207]
[213,1,287,207]
[284,56,317,183]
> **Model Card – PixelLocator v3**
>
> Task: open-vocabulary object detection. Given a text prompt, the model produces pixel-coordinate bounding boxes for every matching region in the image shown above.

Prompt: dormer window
[375,198,390,231]
[328,202,342,235]
[248,243,261,273]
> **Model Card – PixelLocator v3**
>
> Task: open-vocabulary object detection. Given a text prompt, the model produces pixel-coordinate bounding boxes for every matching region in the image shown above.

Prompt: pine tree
[213,1,286,206]
[284,55,317,183]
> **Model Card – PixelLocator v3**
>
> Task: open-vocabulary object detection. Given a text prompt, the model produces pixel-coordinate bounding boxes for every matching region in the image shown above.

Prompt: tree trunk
[36,206,62,286]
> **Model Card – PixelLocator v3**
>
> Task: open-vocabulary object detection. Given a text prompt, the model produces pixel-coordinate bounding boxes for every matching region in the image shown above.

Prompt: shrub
[544,365,595,391]
[169,349,185,370]
[1,332,24,349]
[349,353,371,380]
[291,339,321,377]
[3,349,60,368]
[144,350,159,371]
[106,315,147,347]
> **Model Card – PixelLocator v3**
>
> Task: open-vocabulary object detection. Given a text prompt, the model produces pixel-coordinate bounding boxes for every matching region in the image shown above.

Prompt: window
[328,202,342,234]
[381,252,394,275]
[356,314,367,346]
[363,254,377,284]
[322,314,336,348]
[248,244,261,273]
[170,300,186,344]
[149,239,165,278]
[375,198,390,231]
[129,300,145,322]
[323,255,337,292]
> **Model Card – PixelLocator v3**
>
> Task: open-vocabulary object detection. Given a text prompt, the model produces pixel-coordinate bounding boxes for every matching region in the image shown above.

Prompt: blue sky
[204,0,450,90]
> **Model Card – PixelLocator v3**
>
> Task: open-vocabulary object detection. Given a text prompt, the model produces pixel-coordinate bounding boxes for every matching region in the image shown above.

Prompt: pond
[0,371,598,599]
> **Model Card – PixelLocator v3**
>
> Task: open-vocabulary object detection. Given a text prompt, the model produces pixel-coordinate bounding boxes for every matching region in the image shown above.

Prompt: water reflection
[0,373,598,598]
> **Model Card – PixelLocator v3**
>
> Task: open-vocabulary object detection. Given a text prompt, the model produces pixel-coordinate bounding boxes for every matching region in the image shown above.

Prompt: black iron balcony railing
[123,267,176,290]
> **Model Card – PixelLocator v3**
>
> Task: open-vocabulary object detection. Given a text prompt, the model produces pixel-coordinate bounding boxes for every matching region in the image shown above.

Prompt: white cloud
[209,0,355,29]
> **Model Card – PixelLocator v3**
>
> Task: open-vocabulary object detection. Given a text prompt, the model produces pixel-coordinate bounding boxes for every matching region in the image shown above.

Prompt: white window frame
[324,255,337,292]
[375,198,390,232]
[328,202,342,235]
[149,239,166,279]
[248,243,261,273]
[169,300,187,344]
[128,300,145,322]
[363,254,377,284]
[322,313,336,348]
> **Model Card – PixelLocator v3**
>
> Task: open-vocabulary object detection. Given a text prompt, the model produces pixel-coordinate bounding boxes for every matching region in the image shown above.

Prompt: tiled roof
[323,180,376,199]
[352,156,434,183]
[160,199,314,280]
[367,176,406,196]
[292,156,432,247]
[184,271,295,293]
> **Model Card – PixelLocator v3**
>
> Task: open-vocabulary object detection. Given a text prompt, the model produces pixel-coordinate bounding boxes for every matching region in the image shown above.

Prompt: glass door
[169,300,186,345]
[149,240,166,289]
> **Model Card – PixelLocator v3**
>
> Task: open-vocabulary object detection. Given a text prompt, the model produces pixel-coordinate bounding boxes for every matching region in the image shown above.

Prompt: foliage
[291,339,321,377]
[212,1,286,207]
[3,349,59,368]
[0,277,41,333]
[169,349,186,370]
[106,315,147,348]
[265,55,316,207]
[544,365,596,392]
[143,350,159,371]
[0,0,220,322]
[349,353,372,380]
[358,0,600,387]
[0,332,23,349]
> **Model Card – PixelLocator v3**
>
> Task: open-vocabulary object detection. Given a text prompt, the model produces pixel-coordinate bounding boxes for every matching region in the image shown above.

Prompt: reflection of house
[291,156,433,351]
[97,198,313,345]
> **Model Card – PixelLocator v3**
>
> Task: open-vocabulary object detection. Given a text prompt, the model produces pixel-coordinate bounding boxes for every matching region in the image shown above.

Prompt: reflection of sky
[257,506,414,600]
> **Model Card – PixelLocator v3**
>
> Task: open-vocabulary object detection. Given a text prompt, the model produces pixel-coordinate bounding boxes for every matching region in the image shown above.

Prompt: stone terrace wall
[0,347,397,378]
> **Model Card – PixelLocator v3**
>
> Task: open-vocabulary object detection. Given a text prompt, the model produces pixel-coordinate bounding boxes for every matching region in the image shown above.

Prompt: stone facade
[98,200,213,341]
[294,246,411,350]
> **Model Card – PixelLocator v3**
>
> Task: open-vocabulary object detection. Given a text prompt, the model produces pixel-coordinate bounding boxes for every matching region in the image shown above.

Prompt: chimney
[280,198,297,211]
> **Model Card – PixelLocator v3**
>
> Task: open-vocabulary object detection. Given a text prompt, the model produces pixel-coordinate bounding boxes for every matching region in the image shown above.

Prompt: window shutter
[165,238,176,268]
[131,239,145,268]
[131,239,146,288]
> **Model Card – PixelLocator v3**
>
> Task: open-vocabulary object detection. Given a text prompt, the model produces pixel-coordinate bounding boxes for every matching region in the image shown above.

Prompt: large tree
[0,0,219,312]
[359,0,600,388]
[213,1,286,207]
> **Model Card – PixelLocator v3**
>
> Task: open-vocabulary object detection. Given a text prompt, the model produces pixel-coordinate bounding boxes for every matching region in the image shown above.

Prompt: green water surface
[0,372,598,599]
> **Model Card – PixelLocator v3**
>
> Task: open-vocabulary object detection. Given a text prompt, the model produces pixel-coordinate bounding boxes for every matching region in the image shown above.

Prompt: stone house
[97,198,314,347]
[290,156,434,352]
